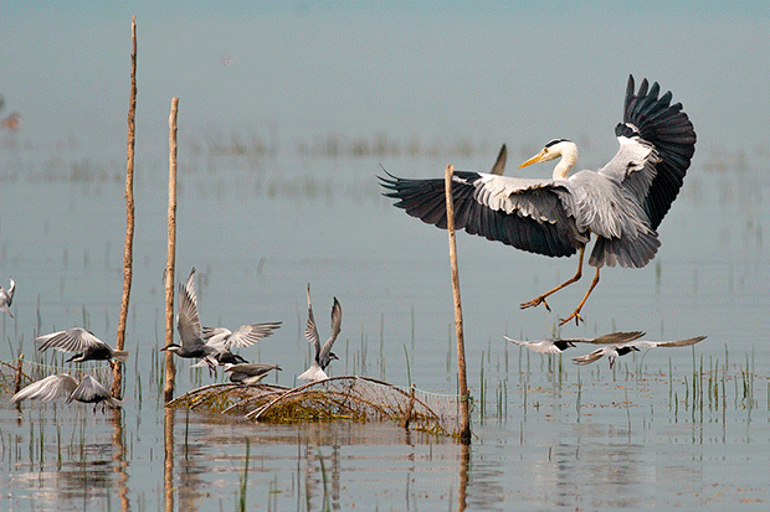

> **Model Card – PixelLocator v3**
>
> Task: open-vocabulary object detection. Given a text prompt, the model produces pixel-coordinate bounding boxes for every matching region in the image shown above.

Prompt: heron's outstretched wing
[319,298,341,363]
[10,374,79,404]
[36,328,107,353]
[600,75,696,230]
[379,170,588,258]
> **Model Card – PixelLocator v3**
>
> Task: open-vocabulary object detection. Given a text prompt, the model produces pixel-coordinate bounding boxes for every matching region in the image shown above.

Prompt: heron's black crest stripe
[545,138,571,148]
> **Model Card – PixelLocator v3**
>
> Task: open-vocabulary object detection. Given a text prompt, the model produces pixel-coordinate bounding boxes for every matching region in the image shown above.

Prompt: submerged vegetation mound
[167,376,461,436]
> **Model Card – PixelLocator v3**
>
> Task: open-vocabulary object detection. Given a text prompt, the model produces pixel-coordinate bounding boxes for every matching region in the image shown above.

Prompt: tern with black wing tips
[224,363,282,385]
[298,284,342,382]
[504,330,645,354]
[0,277,15,318]
[36,327,129,363]
[380,75,695,326]
[572,335,707,369]
[11,374,122,411]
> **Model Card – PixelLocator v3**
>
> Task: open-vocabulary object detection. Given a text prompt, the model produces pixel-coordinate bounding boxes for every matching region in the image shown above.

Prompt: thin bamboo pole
[444,164,471,444]
[163,98,179,403]
[112,15,137,400]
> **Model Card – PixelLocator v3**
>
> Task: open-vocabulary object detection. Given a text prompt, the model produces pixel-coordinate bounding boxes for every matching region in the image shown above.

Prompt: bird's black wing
[613,75,696,230]
[379,170,587,257]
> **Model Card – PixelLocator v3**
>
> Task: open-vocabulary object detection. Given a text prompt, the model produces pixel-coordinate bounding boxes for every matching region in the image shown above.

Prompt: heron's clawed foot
[520,296,551,312]
[559,310,584,326]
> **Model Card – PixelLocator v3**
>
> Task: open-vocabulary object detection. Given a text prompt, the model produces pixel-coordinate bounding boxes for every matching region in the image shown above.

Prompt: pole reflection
[457,443,469,512]
[110,407,130,512]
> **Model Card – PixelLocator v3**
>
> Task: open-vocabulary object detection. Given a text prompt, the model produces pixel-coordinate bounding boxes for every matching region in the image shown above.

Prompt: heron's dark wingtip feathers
[622,77,696,231]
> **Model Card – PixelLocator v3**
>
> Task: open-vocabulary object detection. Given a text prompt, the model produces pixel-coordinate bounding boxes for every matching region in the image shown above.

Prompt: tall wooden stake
[112,15,137,399]
[163,98,179,403]
[444,164,471,444]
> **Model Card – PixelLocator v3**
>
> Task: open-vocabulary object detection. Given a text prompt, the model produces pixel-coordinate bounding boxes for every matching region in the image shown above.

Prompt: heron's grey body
[36,327,129,363]
[10,374,122,410]
[0,277,14,318]
[572,335,707,369]
[504,331,645,354]
[224,363,281,385]
[380,76,696,324]
[298,284,341,382]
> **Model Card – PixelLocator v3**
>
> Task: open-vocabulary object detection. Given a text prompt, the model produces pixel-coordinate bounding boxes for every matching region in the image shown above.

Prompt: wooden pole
[444,164,471,444]
[112,14,137,400]
[163,98,179,403]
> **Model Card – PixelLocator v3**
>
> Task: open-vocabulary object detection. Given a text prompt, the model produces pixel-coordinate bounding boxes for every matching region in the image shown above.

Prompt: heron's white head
[519,139,578,180]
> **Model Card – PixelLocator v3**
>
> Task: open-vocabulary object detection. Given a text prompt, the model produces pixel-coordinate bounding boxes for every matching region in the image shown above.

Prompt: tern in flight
[173,268,282,370]
[572,335,707,369]
[160,268,217,367]
[380,75,696,325]
[36,327,129,363]
[11,374,122,411]
[504,330,645,354]
[0,277,15,318]
[298,284,341,382]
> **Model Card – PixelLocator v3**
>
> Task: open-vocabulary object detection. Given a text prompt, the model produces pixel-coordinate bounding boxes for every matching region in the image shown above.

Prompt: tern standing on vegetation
[572,335,707,369]
[36,327,129,363]
[0,277,15,318]
[11,373,122,411]
[380,75,696,325]
[224,363,282,385]
[298,284,341,382]
[504,330,645,354]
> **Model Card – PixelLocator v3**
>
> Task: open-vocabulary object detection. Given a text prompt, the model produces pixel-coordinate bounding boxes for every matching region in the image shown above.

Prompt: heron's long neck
[552,142,578,180]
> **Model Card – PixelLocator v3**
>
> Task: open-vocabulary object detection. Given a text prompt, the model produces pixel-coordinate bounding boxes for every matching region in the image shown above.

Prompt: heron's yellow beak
[519,148,548,169]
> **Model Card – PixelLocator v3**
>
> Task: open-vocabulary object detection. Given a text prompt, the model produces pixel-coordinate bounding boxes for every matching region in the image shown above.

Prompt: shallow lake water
[1,3,769,511]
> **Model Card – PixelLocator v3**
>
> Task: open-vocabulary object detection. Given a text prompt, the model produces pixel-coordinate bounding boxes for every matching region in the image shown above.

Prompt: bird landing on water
[380,75,696,325]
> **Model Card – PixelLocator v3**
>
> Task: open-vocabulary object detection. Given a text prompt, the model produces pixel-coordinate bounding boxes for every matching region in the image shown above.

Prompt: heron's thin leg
[559,267,600,326]
[520,246,585,311]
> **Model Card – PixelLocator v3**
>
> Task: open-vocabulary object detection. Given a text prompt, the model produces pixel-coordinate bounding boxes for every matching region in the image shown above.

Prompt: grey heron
[504,330,645,354]
[36,327,129,363]
[379,75,696,325]
[224,363,282,385]
[298,284,341,382]
[0,277,14,318]
[572,335,707,369]
[10,374,122,411]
